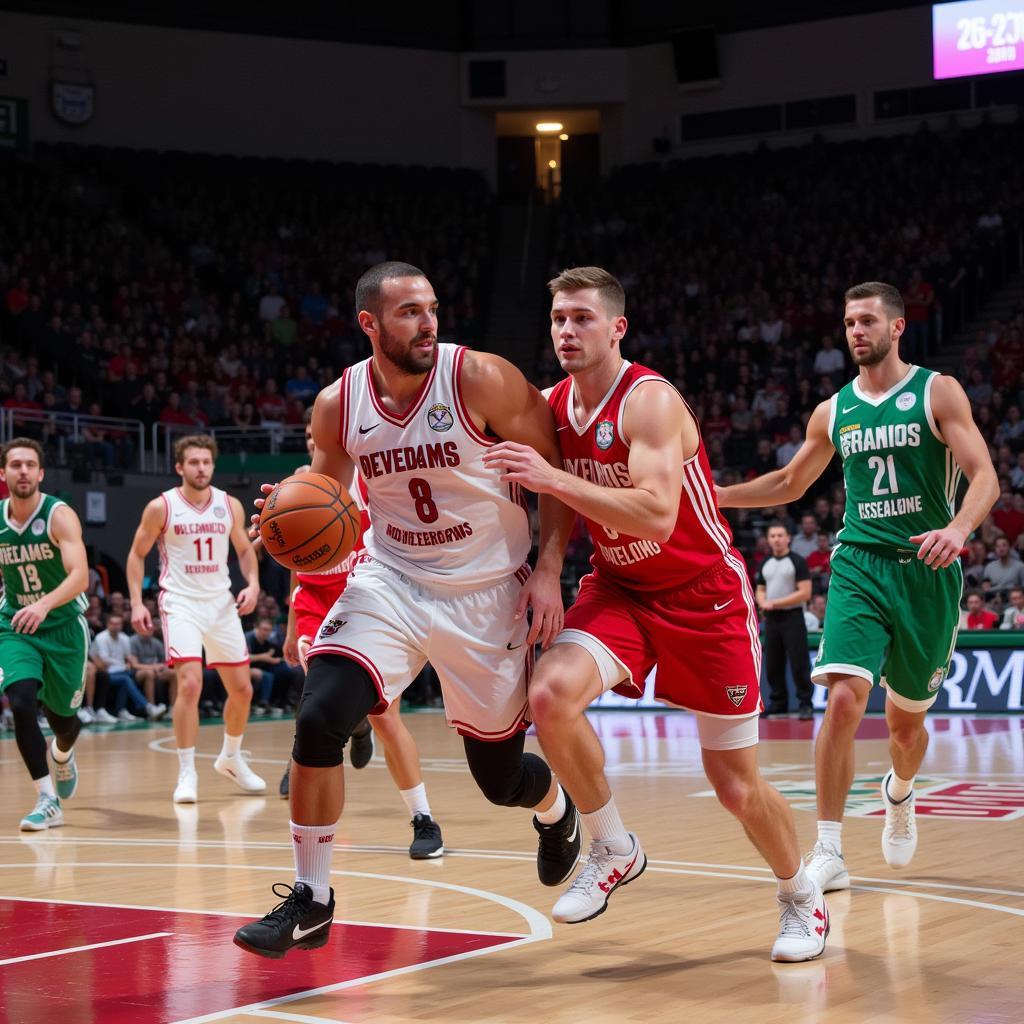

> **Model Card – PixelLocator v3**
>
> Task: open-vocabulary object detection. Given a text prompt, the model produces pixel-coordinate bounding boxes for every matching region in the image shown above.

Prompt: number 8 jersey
[338,344,531,589]
[157,486,235,599]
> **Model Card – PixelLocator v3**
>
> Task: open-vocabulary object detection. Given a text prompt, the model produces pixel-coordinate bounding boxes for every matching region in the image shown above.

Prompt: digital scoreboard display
[933,1,1024,78]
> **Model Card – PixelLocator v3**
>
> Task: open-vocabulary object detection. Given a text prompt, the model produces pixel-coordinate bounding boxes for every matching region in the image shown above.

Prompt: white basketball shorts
[307,556,533,741]
[159,590,249,668]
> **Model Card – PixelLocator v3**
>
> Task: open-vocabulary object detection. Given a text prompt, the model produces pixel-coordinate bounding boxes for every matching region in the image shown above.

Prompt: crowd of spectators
[547,122,1024,629]
[0,146,493,467]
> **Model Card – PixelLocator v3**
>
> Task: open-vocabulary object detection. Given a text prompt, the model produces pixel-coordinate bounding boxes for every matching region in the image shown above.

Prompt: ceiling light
[536,122,563,133]
[548,159,557,169]
[559,133,569,141]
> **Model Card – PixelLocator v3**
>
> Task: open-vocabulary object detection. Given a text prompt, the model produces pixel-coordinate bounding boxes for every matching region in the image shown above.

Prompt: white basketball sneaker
[880,771,917,868]
[804,841,850,892]
[552,832,647,924]
[173,768,198,804]
[771,883,829,962]
[214,752,267,794]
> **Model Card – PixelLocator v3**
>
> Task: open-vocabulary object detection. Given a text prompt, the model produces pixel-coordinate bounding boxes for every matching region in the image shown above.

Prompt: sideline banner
[593,632,1024,712]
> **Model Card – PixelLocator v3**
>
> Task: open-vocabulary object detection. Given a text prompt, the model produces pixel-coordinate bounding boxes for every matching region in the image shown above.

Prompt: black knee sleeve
[292,655,380,768]
[43,707,81,752]
[463,732,553,808]
[6,679,48,780]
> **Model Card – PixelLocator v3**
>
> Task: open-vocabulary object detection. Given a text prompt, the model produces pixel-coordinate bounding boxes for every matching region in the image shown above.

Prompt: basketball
[258,472,361,573]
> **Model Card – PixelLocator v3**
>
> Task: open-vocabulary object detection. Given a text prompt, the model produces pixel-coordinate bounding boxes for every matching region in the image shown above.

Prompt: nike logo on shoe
[842,404,860,414]
[713,599,734,611]
[506,642,522,650]
[292,920,329,941]
[358,424,379,434]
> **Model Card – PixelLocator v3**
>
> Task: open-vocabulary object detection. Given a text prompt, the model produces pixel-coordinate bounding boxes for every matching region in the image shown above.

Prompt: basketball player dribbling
[485,267,828,961]
[717,281,997,892]
[280,410,444,858]
[0,438,90,831]
[234,261,578,959]
[127,434,265,802]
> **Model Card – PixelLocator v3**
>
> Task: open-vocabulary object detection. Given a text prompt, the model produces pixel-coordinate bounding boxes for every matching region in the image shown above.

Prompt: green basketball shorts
[811,544,962,711]
[0,614,90,717]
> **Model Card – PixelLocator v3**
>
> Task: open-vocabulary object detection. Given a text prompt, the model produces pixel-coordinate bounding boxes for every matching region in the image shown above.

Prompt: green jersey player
[0,438,90,831]
[717,281,998,891]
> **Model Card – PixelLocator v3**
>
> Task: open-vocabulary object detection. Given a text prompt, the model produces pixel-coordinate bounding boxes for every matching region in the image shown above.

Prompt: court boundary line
[0,930,172,966]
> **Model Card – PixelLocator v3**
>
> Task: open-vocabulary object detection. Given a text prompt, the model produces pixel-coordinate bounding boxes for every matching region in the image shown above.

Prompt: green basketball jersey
[0,493,87,629]
[830,365,960,555]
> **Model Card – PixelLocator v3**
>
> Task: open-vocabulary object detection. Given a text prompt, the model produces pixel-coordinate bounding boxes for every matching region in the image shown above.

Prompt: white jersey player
[235,262,580,961]
[128,434,265,803]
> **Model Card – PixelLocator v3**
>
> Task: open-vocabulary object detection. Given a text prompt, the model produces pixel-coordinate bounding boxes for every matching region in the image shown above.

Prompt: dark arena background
[0,2,1022,1022]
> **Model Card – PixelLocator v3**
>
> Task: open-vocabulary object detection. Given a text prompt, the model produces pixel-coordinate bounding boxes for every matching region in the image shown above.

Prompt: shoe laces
[806,840,841,866]
[778,893,814,939]
[412,814,439,839]
[53,757,74,781]
[565,842,614,895]
[886,794,914,839]
[31,794,56,815]
[261,882,313,925]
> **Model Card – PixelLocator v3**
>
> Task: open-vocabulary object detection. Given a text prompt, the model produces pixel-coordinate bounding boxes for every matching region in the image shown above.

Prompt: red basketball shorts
[292,581,346,641]
[555,557,763,717]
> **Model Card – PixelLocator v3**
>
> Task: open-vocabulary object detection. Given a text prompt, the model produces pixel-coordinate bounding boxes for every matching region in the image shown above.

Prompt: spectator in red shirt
[4,382,43,433]
[806,531,833,594]
[159,391,197,427]
[255,378,287,423]
[902,268,934,364]
[962,592,999,630]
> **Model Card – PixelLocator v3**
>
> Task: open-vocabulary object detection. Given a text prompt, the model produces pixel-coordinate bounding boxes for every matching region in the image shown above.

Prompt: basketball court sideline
[1,710,1021,1024]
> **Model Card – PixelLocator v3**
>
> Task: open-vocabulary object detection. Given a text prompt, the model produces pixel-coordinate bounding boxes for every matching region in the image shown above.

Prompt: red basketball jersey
[548,361,736,591]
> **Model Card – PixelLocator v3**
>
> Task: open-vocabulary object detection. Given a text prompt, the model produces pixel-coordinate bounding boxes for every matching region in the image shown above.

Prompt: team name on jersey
[359,442,461,480]
[384,521,474,547]
[173,522,228,536]
[838,422,921,457]
[0,542,56,566]
[597,538,662,566]
[562,458,632,487]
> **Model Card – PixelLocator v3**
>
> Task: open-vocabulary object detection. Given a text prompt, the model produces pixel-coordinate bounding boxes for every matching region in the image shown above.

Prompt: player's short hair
[355,261,427,318]
[303,405,314,426]
[767,520,789,534]
[548,266,625,318]
[0,437,44,468]
[844,281,905,320]
[173,434,218,465]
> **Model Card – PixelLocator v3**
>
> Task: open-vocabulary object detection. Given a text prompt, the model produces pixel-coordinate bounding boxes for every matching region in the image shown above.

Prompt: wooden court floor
[1,710,1022,1024]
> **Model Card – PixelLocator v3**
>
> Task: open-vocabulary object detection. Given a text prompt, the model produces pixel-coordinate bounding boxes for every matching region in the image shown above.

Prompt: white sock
[817,820,843,853]
[177,747,196,773]
[50,738,72,764]
[581,797,633,856]
[291,820,336,905]
[777,862,814,899]
[400,783,431,819]
[886,770,914,802]
[221,733,243,758]
[534,783,567,825]
[34,776,56,799]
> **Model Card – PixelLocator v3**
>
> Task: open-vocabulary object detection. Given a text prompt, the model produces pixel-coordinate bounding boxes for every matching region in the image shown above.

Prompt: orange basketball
[258,472,361,573]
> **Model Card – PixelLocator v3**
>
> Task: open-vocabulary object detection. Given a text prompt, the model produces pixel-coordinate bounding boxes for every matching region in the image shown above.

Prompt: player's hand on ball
[11,603,49,635]
[910,526,967,569]
[249,482,278,538]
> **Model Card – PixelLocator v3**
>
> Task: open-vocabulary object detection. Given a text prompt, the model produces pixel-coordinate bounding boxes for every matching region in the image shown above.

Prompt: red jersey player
[485,266,828,962]
[281,412,444,859]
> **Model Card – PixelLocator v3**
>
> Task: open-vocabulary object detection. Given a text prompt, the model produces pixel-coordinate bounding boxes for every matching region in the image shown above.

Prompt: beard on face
[11,478,40,499]
[379,324,437,376]
[850,332,893,367]
[184,471,211,492]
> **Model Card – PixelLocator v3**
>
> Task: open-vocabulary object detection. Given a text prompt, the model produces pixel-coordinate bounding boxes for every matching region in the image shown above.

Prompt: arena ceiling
[6,1,938,50]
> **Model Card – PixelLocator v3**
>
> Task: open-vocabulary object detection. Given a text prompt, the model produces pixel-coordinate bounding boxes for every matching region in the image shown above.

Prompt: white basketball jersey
[339,344,530,588]
[158,486,234,599]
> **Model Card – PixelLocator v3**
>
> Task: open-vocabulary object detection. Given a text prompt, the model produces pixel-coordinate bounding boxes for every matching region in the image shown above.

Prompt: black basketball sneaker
[533,792,582,886]
[278,764,290,799]
[349,719,374,769]
[409,813,444,859]
[233,882,335,959]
